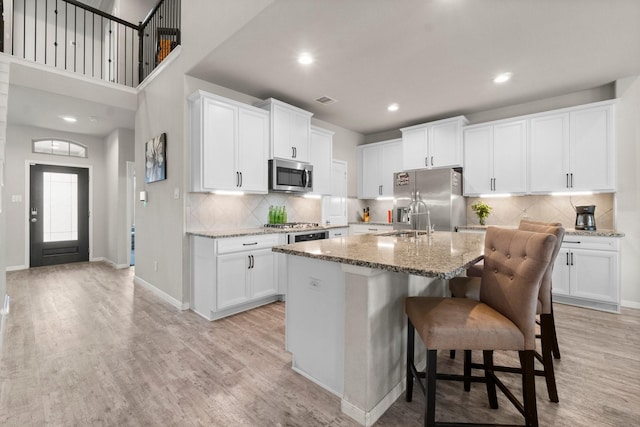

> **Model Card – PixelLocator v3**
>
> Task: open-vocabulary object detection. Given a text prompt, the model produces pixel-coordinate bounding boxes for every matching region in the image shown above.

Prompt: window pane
[51,141,70,156]
[33,140,53,154]
[69,144,87,158]
[43,172,78,242]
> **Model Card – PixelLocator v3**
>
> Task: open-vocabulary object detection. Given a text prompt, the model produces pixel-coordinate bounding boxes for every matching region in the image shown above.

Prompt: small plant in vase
[471,200,492,226]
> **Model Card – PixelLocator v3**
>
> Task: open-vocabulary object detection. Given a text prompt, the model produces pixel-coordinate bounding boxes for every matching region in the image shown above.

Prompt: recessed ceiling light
[61,116,77,123]
[387,103,399,112]
[297,52,314,65]
[493,72,513,84]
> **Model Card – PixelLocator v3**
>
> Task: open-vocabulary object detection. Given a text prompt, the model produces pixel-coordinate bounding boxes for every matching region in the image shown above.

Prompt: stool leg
[463,350,472,392]
[549,310,561,359]
[540,313,559,402]
[425,349,437,427]
[406,318,415,402]
[519,350,539,427]
[483,350,498,409]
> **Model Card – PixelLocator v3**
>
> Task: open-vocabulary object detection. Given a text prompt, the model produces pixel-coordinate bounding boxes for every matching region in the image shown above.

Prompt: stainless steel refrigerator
[393,168,465,231]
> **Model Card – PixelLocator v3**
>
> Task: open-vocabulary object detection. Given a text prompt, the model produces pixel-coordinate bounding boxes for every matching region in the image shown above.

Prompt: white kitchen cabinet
[349,224,393,235]
[529,101,615,193]
[189,91,269,193]
[322,160,348,226]
[310,126,334,196]
[256,98,313,162]
[463,120,527,196]
[328,227,349,238]
[401,116,468,170]
[190,234,282,321]
[552,235,621,312]
[357,139,402,199]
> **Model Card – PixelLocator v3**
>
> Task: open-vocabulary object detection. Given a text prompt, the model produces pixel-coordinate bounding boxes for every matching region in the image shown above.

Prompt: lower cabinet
[552,236,621,312]
[328,227,349,238]
[191,234,284,320]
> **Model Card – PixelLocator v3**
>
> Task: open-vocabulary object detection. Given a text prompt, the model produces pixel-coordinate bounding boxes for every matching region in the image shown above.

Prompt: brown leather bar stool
[449,220,564,402]
[406,227,556,427]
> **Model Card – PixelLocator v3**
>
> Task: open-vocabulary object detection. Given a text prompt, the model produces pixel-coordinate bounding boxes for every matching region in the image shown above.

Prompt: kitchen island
[272,231,485,426]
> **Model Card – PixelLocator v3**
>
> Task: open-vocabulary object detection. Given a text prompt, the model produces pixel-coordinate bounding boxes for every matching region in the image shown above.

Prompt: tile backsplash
[354,193,616,230]
[187,193,322,230]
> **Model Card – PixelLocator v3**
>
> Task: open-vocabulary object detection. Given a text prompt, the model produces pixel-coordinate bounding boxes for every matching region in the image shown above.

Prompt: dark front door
[30,164,89,267]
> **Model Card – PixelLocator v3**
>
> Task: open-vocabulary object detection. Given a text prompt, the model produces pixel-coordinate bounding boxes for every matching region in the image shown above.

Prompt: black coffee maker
[575,205,596,231]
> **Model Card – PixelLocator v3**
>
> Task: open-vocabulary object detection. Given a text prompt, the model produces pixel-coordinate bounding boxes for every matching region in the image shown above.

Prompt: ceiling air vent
[315,96,337,105]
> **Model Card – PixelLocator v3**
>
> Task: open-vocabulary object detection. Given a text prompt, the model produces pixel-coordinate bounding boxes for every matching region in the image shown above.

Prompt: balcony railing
[2,0,180,87]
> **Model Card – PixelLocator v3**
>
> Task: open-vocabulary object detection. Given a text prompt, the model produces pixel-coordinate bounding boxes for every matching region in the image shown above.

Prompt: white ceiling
[189,0,640,136]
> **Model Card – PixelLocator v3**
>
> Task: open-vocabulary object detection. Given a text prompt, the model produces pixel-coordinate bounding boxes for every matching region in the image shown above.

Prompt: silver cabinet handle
[425,157,428,167]
[431,156,434,166]
[379,185,382,195]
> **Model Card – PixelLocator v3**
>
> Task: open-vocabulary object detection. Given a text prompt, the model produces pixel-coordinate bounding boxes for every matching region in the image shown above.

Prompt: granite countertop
[272,231,485,280]
[457,225,625,237]
[187,224,350,239]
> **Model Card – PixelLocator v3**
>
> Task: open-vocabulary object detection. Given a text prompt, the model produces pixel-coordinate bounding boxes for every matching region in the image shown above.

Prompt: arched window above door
[32,139,88,158]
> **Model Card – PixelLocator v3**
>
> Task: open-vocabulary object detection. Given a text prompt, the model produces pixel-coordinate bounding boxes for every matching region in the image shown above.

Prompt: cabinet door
[570,106,614,192]
[570,249,618,303]
[529,113,570,193]
[272,103,294,160]
[402,128,428,170]
[359,144,382,198]
[202,98,237,191]
[430,120,462,168]
[291,111,311,162]
[551,248,571,296]
[250,248,277,299]
[492,120,527,194]
[462,126,493,195]
[381,140,403,197]
[237,108,268,193]
[216,252,250,310]
[310,128,333,195]
[323,160,348,225]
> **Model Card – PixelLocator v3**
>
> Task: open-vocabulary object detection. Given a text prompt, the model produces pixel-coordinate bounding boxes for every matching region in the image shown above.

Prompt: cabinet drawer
[561,235,620,251]
[217,234,280,254]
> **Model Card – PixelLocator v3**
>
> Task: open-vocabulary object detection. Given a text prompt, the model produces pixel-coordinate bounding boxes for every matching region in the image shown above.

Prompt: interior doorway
[29,164,89,267]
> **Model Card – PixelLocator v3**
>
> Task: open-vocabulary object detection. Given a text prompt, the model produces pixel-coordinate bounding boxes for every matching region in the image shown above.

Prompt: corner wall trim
[621,299,640,310]
[6,265,28,272]
[133,275,189,311]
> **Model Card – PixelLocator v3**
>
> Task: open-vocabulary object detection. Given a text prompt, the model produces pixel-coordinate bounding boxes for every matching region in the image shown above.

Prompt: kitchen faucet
[408,191,433,234]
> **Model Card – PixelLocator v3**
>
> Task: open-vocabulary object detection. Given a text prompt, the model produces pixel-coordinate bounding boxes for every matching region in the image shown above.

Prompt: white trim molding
[134,275,189,311]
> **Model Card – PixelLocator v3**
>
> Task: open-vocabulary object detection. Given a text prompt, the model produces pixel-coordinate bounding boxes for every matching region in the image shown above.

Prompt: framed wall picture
[145,133,166,183]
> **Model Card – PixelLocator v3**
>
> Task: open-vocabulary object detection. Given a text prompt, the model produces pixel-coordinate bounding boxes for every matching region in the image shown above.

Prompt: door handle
[566,252,569,266]
[31,218,38,223]
[566,173,569,188]
[425,157,428,167]
[570,173,574,188]
[570,252,574,266]
[239,172,243,187]
[431,156,434,166]
[379,185,382,195]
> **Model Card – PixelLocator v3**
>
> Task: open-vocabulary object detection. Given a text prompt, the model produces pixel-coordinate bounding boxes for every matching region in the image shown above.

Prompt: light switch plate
[173,187,180,199]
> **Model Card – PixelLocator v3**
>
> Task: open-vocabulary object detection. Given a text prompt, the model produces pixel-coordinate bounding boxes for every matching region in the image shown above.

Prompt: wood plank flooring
[1,262,639,426]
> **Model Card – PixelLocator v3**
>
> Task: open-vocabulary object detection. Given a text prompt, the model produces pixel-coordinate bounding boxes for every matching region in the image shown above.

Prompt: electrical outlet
[154,261,158,272]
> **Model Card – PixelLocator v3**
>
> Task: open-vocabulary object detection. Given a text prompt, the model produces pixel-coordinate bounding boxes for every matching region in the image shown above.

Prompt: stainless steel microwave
[269,159,313,193]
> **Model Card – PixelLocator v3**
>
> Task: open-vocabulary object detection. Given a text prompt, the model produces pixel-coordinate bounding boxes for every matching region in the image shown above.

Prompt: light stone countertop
[187,224,350,239]
[457,225,625,237]
[272,231,485,280]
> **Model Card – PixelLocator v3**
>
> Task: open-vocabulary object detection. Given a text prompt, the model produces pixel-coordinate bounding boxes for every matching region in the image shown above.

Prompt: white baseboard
[101,258,130,270]
[6,265,27,272]
[341,379,406,427]
[621,299,640,310]
[133,275,189,311]
[0,295,9,351]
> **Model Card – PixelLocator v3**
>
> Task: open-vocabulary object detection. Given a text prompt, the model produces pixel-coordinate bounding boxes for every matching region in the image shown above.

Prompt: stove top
[264,222,319,230]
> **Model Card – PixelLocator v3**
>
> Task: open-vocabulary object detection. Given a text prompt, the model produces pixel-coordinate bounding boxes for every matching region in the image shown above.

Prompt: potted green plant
[471,200,492,226]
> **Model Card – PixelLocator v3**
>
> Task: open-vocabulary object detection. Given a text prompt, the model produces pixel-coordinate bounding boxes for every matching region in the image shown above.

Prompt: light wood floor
[1,262,639,426]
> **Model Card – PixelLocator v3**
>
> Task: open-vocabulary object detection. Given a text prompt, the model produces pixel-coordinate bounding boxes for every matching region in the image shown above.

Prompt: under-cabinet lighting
[550,191,593,196]
[303,194,322,199]
[377,242,395,249]
[60,116,77,123]
[478,193,512,198]
[213,190,244,196]
[376,196,394,201]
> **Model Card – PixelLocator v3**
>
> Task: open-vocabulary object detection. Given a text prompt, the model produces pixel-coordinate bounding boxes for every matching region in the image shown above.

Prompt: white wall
[3,124,108,269]
[615,76,640,309]
[0,57,9,315]
[105,128,135,267]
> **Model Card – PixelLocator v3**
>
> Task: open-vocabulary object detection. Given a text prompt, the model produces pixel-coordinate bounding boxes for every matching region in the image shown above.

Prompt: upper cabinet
[528,101,615,193]
[463,120,527,196]
[310,126,334,196]
[189,90,269,193]
[357,139,402,199]
[401,116,468,170]
[255,98,313,162]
